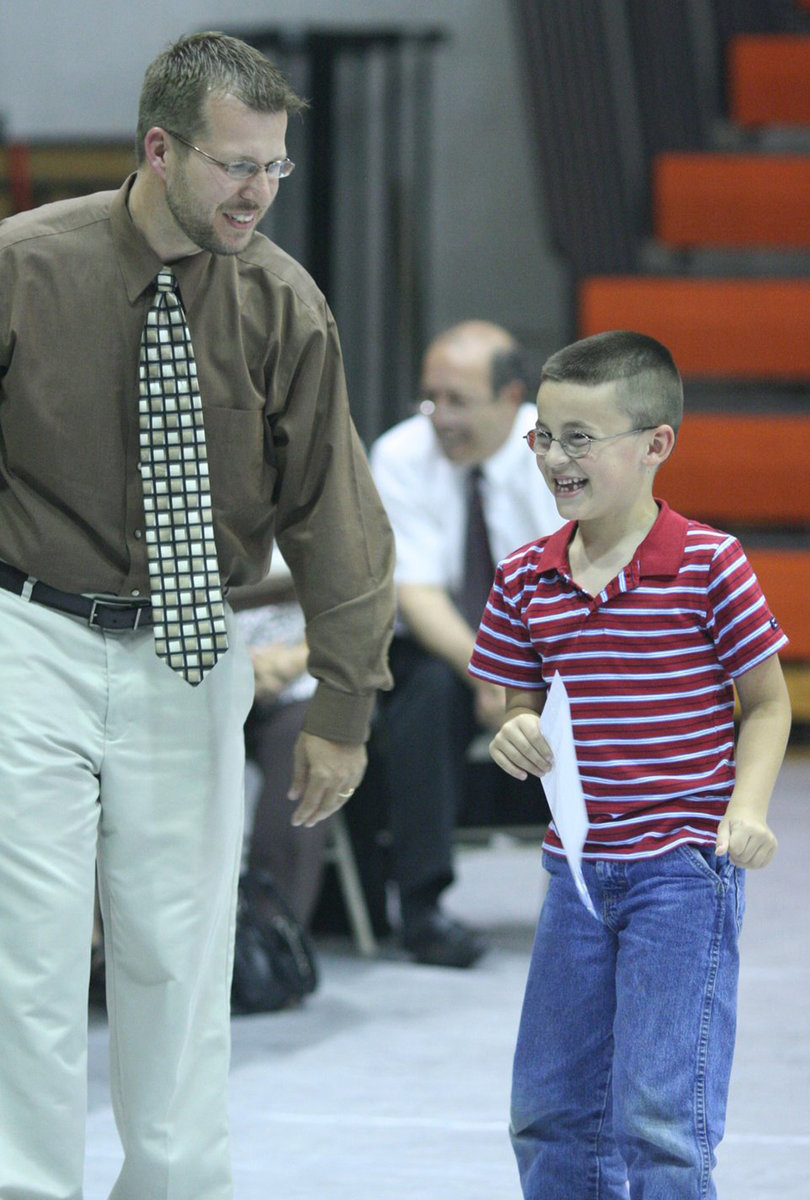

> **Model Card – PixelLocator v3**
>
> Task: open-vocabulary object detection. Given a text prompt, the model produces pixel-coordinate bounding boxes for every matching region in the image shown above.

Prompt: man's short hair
[491,346,529,396]
[540,330,683,435]
[136,31,306,164]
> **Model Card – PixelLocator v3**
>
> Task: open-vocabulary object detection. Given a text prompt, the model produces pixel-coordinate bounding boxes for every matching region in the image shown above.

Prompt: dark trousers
[244,698,329,929]
[363,636,550,919]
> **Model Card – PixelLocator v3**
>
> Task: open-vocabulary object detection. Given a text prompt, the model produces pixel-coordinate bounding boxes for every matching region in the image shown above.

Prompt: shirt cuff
[301,681,376,745]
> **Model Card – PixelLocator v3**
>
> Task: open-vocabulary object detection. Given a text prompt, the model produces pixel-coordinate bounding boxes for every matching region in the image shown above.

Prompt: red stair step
[579,277,810,379]
[653,153,810,247]
[729,35,810,126]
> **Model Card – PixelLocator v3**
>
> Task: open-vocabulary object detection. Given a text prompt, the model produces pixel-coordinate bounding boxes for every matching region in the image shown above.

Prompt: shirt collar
[476,402,535,483]
[110,174,212,308]
[540,500,689,579]
[638,500,689,575]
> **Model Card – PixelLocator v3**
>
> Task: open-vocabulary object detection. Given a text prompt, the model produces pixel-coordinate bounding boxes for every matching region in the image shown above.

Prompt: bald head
[426,321,520,389]
[420,321,526,465]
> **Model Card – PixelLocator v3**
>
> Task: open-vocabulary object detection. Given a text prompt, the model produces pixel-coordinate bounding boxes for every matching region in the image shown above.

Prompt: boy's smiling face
[533,378,664,526]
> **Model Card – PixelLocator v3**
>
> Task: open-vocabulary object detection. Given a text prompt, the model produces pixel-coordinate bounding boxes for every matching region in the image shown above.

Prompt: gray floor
[84,750,810,1199]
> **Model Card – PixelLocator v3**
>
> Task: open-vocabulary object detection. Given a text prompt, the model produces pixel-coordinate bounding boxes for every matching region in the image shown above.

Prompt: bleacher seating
[654,413,810,527]
[579,277,810,378]
[653,154,810,247]
[745,550,810,662]
[0,142,133,219]
[728,35,810,126]
[654,414,810,678]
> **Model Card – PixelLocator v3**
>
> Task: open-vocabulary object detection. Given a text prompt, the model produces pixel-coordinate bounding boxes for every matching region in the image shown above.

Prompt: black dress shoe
[402,910,486,969]
[88,944,107,1009]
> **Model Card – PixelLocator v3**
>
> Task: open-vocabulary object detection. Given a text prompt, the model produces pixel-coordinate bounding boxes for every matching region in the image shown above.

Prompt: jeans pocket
[680,845,746,932]
[679,843,723,882]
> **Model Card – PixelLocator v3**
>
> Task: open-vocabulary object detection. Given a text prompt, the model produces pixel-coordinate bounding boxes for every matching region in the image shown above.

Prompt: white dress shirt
[370,403,564,594]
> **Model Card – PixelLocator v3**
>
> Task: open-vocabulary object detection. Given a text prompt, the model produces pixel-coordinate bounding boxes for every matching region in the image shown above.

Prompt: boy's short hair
[136,31,306,165]
[541,330,683,436]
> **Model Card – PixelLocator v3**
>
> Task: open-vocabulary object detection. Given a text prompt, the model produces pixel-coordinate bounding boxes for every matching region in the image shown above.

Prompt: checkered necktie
[138,267,229,685]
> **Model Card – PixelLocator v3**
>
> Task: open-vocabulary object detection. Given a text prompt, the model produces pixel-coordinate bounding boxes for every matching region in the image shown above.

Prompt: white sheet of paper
[539,672,598,918]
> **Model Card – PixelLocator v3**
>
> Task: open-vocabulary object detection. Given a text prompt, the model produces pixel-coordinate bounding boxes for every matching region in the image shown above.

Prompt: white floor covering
[84,750,810,1199]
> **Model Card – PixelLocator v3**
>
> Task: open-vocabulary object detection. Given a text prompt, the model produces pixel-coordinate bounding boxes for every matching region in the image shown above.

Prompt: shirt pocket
[203,406,278,519]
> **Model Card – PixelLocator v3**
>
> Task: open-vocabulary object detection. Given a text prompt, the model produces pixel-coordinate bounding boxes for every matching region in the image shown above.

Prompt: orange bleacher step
[653,154,810,247]
[728,35,810,126]
[782,664,810,722]
[744,550,810,662]
[579,277,810,378]
[655,412,810,526]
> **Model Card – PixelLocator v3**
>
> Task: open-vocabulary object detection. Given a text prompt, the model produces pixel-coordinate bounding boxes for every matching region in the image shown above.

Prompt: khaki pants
[0,587,254,1200]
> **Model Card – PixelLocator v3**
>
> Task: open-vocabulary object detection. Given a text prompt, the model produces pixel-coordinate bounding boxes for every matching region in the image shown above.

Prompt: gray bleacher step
[682,379,810,414]
[640,239,810,278]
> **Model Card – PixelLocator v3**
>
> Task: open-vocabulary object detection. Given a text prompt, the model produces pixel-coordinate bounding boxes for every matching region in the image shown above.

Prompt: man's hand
[287,732,367,828]
[489,713,553,781]
[716,812,778,869]
[249,643,307,701]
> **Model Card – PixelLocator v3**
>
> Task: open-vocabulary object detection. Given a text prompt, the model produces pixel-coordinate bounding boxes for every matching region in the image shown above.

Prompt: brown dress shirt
[0,176,394,742]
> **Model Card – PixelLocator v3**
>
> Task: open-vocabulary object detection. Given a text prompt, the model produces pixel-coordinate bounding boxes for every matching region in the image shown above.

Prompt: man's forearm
[398,583,477,678]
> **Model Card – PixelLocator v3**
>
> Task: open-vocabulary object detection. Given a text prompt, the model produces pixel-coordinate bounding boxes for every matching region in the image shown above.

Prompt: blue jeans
[511,846,745,1199]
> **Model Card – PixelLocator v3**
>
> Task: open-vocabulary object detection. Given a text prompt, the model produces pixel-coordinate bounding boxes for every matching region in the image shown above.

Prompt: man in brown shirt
[0,32,394,1200]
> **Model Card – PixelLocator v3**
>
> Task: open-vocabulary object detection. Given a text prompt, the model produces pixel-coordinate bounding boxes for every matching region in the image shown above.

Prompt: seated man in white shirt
[368,321,563,967]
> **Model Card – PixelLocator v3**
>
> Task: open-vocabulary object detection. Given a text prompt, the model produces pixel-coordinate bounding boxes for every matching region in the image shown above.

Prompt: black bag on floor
[231,868,319,1015]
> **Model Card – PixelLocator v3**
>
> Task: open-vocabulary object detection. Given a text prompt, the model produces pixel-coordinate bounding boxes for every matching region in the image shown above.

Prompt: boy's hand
[490,714,553,781]
[715,813,777,869]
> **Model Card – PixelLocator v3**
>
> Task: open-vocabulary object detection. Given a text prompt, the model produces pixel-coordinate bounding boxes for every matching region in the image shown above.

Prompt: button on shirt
[370,403,564,599]
[0,176,395,742]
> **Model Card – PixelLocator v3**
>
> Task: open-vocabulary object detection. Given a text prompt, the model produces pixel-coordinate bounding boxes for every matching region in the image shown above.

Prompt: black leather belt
[0,560,152,631]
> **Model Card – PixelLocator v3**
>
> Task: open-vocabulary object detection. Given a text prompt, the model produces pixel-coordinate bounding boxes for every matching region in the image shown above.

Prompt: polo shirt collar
[639,500,689,576]
[540,500,689,580]
[479,406,526,481]
[110,174,212,307]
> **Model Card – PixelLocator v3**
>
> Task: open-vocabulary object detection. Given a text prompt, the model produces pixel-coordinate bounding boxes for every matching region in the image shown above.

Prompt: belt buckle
[88,597,144,631]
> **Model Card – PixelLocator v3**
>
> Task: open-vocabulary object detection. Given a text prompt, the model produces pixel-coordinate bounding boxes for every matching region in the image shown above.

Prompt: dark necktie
[138,268,229,685]
[457,465,496,629]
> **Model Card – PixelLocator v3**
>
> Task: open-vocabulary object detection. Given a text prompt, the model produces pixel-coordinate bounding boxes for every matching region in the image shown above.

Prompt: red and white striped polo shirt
[469,501,788,860]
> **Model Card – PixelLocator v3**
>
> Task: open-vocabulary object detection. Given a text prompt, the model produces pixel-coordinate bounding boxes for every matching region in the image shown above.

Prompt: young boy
[469,331,791,1200]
